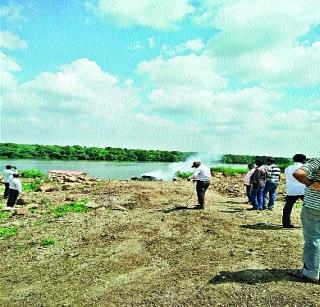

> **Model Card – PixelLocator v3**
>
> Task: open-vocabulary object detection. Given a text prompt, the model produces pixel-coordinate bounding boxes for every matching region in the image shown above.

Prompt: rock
[38,184,57,192]
[110,204,127,211]
[13,208,31,215]
[65,195,77,201]
[85,201,102,209]
[62,183,78,190]
[64,176,77,182]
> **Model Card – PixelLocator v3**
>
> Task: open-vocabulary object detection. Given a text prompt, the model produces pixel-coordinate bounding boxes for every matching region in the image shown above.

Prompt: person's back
[285,163,305,196]
[268,163,281,184]
[3,167,15,183]
[282,154,307,228]
[252,165,267,187]
[196,164,211,182]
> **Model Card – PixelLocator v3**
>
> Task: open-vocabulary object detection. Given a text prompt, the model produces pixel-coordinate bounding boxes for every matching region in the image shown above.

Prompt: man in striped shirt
[262,157,281,210]
[293,158,320,283]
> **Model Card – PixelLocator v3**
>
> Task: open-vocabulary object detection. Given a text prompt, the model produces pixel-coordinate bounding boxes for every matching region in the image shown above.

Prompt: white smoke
[141,152,223,180]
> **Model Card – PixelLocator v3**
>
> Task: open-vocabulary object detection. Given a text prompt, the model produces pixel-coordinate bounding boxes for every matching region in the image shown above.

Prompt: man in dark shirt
[250,158,267,210]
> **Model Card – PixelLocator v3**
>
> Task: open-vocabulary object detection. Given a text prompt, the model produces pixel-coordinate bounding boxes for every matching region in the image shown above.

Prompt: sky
[0,0,319,157]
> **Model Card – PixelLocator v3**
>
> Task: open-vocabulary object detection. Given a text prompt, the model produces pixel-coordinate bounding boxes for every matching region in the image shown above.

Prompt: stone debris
[12,208,31,215]
[85,201,102,209]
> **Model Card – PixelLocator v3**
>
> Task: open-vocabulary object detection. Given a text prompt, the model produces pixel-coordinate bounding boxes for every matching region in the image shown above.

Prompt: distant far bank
[0,143,292,166]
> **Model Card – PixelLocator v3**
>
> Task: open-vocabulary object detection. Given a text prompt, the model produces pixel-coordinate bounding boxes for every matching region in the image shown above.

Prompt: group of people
[2,165,23,208]
[244,157,281,211]
[190,157,319,284]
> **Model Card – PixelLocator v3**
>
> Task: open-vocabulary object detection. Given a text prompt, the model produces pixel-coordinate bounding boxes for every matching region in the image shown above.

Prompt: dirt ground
[0,177,319,306]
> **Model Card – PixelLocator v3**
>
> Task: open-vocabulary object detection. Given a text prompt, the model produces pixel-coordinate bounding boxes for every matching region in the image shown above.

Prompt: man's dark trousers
[196,181,210,208]
[282,195,304,227]
[7,189,19,207]
[3,183,10,198]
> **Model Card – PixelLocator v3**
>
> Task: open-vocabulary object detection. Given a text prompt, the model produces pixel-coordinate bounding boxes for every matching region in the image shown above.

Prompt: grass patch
[20,169,45,178]
[211,166,247,175]
[22,179,42,192]
[51,199,89,218]
[175,171,192,179]
[41,238,56,247]
[33,220,46,226]
[0,226,17,238]
[0,211,13,223]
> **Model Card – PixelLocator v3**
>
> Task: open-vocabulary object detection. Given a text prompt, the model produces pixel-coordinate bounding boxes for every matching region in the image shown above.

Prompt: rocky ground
[0,174,318,306]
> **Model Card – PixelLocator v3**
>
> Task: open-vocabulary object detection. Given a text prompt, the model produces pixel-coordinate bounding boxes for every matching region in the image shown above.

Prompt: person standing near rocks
[244,163,255,203]
[6,173,22,208]
[188,161,211,209]
[2,165,17,198]
[250,158,267,210]
[282,154,307,228]
[262,157,281,210]
[293,157,320,283]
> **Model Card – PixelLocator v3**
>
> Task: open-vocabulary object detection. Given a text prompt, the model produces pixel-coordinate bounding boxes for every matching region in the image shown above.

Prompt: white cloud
[0,51,21,89]
[194,0,320,88]
[0,31,27,49]
[0,4,23,20]
[96,0,194,30]
[162,38,204,57]
[137,54,227,91]
[148,37,155,48]
[1,58,139,119]
[199,0,320,51]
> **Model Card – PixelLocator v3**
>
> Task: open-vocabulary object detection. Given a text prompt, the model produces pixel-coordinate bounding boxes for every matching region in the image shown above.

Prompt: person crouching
[6,173,22,208]
[188,161,211,209]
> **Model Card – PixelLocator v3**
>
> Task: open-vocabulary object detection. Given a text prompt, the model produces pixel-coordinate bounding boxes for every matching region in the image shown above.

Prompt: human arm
[293,169,313,186]
[188,169,199,181]
[293,158,320,190]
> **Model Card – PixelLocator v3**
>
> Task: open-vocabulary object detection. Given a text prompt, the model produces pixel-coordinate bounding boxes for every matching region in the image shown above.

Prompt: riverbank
[0,175,317,306]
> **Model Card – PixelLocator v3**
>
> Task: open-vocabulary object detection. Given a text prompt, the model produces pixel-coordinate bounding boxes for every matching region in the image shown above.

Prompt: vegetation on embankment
[0,143,294,168]
[0,143,193,162]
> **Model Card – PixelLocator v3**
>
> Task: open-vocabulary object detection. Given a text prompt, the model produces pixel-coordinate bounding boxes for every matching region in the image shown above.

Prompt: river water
[0,159,246,180]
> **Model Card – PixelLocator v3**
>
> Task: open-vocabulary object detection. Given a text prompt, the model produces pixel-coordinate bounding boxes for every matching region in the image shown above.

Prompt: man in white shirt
[2,165,17,198]
[188,161,211,209]
[7,173,23,208]
[282,154,307,228]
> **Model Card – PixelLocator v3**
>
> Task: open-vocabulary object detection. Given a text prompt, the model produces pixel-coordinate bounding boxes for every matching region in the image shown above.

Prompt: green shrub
[0,211,13,223]
[0,226,17,238]
[22,179,42,192]
[211,166,247,175]
[41,238,56,247]
[51,199,89,218]
[33,220,46,226]
[20,169,44,178]
[175,171,192,179]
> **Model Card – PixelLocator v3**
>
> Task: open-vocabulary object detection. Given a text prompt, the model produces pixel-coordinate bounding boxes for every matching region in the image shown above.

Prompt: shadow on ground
[240,223,284,230]
[209,269,300,285]
[220,208,245,213]
[161,205,202,213]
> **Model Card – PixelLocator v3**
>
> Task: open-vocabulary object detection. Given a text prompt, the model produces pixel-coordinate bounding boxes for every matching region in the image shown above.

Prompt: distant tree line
[221,154,292,172]
[221,154,291,165]
[0,143,293,168]
[0,143,193,162]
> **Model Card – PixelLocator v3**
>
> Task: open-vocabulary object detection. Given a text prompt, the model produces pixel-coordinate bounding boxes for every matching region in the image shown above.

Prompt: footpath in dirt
[0,175,318,306]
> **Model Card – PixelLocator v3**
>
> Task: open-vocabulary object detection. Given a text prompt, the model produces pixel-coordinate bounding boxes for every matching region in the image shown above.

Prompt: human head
[293,154,307,163]
[13,173,19,178]
[255,158,264,167]
[5,165,11,169]
[266,157,275,165]
[248,163,254,170]
[191,161,201,168]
